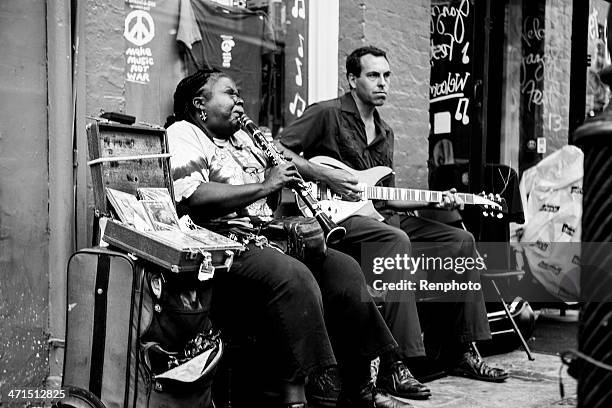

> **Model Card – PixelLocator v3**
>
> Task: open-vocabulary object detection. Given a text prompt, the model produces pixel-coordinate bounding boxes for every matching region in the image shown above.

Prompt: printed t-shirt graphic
[177,0,276,121]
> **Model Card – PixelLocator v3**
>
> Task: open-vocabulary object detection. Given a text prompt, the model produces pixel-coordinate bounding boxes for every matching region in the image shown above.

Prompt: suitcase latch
[223,250,235,271]
[187,248,200,260]
[198,251,214,281]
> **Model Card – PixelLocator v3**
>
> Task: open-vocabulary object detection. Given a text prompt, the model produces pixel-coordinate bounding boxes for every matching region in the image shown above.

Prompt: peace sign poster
[123,0,183,125]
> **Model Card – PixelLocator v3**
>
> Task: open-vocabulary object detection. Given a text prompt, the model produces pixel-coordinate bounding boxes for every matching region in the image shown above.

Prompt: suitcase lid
[87,120,175,217]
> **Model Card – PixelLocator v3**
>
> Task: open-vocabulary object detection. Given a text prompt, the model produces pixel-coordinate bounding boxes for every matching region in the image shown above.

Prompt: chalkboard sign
[429,0,475,165]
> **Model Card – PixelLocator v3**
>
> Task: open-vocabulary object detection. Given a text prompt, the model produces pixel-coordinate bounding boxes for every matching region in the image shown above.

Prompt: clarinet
[239,115,346,244]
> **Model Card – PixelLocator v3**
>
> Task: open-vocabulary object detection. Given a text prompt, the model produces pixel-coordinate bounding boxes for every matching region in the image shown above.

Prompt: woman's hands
[262,163,302,194]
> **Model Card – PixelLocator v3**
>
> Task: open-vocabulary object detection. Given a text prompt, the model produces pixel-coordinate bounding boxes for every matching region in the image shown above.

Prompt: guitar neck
[364,186,479,205]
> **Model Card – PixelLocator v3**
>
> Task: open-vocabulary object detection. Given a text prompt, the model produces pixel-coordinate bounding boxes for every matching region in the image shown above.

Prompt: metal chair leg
[489,279,535,360]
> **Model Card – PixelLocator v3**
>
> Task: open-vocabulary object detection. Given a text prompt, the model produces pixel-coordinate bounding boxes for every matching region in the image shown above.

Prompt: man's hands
[321,168,362,201]
[262,163,302,194]
[435,188,465,210]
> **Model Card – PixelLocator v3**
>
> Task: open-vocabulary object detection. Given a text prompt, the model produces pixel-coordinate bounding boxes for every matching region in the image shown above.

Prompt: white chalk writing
[522,16,545,48]
[124,10,155,47]
[289,93,306,117]
[292,0,305,19]
[297,34,304,58]
[430,72,471,100]
[455,97,469,125]
[430,0,470,64]
[295,58,303,86]
[125,47,154,84]
[220,35,235,68]
[127,0,157,10]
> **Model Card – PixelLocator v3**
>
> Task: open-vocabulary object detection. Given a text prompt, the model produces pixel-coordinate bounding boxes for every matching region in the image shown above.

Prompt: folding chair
[426,162,535,360]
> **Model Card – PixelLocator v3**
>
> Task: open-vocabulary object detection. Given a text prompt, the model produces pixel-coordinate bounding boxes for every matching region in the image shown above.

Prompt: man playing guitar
[277,46,508,407]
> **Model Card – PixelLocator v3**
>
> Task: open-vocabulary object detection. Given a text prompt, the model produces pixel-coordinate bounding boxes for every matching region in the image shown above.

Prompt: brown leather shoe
[377,361,431,400]
[448,351,509,382]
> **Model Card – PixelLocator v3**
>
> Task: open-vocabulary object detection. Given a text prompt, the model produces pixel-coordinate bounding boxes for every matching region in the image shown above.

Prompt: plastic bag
[518,145,583,302]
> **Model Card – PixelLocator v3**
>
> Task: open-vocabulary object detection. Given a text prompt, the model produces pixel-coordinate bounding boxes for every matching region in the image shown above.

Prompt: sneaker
[377,361,431,400]
[448,351,509,382]
[306,367,341,407]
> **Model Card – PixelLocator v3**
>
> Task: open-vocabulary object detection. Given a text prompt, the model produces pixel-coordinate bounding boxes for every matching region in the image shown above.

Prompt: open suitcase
[61,120,242,408]
[86,121,241,274]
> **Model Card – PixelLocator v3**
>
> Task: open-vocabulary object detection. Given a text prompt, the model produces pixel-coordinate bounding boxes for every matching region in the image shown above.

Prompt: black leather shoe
[448,351,509,382]
[306,367,341,407]
[374,391,413,408]
[377,361,431,400]
[337,381,376,408]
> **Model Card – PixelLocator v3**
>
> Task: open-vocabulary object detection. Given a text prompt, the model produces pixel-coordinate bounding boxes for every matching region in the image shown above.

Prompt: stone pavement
[394,351,577,408]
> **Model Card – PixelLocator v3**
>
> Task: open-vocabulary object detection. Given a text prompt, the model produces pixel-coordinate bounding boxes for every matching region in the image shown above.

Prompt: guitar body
[300,156,393,223]
[309,156,394,186]
[315,199,382,224]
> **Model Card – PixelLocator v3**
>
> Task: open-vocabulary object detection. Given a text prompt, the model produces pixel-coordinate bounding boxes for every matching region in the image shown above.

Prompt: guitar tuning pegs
[482,210,489,217]
[496,212,503,219]
[495,193,501,201]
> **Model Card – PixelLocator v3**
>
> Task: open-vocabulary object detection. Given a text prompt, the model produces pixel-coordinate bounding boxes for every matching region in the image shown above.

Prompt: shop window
[121,0,309,135]
[499,0,592,174]
[429,0,597,181]
[177,0,308,135]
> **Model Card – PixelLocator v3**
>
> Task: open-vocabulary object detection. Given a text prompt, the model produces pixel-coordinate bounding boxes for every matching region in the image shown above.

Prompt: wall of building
[543,0,572,155]
[86,2,127,116]
[338,0,431,188]
[80,0,128,245]
[0,0,50,398]
[81,0,432,190]
[80,0,432,240]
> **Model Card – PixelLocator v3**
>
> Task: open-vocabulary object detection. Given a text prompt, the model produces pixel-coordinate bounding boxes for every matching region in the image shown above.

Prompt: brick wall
[543,0,572,155]
[339,0,431,188]
[86,0,126,116]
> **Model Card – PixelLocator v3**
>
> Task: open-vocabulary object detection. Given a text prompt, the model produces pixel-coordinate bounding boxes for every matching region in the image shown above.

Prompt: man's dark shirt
[279,92,397,220]
[279,92,395,177]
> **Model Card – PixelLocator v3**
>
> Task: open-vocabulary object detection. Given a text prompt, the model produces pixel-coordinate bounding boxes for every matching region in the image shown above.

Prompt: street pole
[46,0,74,388]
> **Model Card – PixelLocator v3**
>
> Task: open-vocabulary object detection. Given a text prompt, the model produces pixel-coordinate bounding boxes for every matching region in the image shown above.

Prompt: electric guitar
[296,156,506,223]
